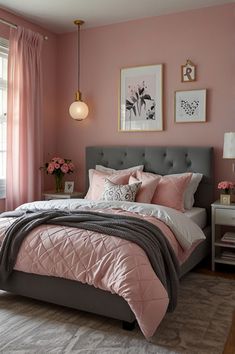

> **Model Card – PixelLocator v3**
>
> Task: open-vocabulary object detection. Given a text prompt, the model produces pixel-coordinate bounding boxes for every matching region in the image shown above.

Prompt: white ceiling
[0,0,234,33]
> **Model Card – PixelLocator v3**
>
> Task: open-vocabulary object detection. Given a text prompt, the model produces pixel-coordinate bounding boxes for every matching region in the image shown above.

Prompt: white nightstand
[211,200,235,271]
[43,191,84,200]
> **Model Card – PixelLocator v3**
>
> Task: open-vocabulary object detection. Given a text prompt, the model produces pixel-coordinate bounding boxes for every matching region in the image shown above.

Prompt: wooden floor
[194,260,235,354]
[223,310,235,354]
[194,258,235,280]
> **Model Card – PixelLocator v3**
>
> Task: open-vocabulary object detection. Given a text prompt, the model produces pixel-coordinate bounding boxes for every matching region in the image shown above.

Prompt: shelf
[212,202,235,270]
[214,257,235,266]
[221,231,235,242]
[215,241,235,249]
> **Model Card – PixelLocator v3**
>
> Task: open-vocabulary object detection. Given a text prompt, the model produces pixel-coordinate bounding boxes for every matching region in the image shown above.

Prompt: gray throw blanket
[0,210,180,311]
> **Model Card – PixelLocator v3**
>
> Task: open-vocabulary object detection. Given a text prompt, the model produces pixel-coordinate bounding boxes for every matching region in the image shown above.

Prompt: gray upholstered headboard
[86,146,214,212]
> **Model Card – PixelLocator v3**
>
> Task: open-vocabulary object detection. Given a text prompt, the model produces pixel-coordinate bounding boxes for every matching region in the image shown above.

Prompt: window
[0,37,8,198]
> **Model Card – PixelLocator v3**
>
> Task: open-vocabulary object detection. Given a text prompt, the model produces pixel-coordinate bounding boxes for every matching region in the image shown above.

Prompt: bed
[0,146,213,338]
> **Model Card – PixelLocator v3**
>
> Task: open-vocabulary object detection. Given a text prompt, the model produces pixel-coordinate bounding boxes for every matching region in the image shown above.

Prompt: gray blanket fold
[0,210,180,311]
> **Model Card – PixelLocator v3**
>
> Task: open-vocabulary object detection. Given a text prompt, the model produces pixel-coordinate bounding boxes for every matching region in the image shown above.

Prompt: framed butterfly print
[174,89,206,123]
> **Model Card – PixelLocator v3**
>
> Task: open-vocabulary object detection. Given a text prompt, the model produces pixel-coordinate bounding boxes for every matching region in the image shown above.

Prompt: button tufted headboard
[86,146,214,213]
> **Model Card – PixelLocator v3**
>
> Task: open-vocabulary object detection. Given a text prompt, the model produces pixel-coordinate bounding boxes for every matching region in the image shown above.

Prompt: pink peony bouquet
[218,181,235,194]
[40,157,75,176]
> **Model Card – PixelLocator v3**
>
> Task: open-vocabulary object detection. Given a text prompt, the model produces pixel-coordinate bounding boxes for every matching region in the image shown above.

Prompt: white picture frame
[64,181,74,193]
[119,64,163,131]
[175,89,206,123]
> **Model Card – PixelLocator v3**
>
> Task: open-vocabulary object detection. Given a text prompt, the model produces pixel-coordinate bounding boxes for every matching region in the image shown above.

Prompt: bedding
[86,169,202,212]
[133,171,202,210]
[14,199,206,250]
[101,179,141,201]
[95,165,144,174]
[129,171,161,203]
[151,173,192,211]
[85,170,132,200]
[167,173,203,210]
[184,207,207,229]
[0,199,205,338]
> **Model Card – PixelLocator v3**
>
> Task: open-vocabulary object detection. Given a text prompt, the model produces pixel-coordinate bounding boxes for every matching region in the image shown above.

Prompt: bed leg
[122,320,135,331]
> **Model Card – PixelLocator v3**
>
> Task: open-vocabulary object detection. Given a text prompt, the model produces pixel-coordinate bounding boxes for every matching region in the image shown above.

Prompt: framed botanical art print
[181,59,196,82]
[175,89,206,123]
[119,64,163,132]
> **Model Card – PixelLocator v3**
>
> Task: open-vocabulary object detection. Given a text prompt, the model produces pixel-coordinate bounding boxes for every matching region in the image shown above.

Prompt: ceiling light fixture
[69,19,89,121]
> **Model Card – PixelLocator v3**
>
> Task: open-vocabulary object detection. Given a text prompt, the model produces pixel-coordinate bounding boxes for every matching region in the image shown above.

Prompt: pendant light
[69,19,89,120]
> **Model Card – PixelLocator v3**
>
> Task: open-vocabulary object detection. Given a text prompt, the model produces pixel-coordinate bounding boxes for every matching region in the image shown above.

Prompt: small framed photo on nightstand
[64,181,74,194]
[220,194,231,205]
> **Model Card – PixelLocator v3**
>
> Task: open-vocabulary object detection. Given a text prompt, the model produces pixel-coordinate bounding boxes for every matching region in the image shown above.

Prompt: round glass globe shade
[69,100,89,120]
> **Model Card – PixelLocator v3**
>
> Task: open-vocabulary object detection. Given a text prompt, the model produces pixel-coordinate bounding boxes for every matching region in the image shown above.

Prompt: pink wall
[0,8,57,210]
[57,3,235,196]
[0,3,234,209]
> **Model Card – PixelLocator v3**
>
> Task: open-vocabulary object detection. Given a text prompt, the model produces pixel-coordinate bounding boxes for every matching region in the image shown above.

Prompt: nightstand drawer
[215,209,235,225]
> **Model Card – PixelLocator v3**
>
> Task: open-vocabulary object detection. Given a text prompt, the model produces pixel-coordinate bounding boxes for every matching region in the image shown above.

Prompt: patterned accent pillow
[101,179,142,202]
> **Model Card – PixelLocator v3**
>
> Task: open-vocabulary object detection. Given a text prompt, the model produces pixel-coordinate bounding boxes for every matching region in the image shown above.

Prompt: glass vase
[55,174,63,193]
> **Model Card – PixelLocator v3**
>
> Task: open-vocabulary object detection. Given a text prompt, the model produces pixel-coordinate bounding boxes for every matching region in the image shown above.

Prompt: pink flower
[61,163,69,173]
[218,181,235,190]
[41,157,75,176]
[58,158,65,165]
[47,162,55,174]
[68,162,74,172]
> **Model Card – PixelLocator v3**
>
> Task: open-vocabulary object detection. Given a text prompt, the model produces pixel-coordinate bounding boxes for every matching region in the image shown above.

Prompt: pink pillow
[85,169,132,201]
[151,173,192,212]
[129,171,161,204]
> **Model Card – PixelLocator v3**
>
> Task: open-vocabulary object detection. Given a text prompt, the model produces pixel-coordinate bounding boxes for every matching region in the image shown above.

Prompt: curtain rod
[0,17,48,40]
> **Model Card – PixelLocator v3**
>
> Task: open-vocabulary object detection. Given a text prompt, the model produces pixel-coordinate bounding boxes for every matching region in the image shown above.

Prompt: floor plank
[223,310,235,354]
[194,258,235,280]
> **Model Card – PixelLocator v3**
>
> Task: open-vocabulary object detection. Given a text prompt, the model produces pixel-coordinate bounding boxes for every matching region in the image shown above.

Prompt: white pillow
[101,179,142,202]
[95,165,144,174]
[167,173,203,210]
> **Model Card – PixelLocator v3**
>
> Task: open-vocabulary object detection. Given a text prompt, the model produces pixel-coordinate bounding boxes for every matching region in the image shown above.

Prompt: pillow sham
[129,171,161,204]
[151,173,192,212]
[167,173,203,210]
[95,165,144,174]
[101,179,142,202]
[85,170,132,201]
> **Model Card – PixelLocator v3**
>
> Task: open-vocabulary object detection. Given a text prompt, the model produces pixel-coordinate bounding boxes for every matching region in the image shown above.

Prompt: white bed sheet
[16,199,206,250]
[184,207,207,229]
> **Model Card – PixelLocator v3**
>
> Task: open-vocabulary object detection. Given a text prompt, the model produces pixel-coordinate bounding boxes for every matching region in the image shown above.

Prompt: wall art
[181,59,196,82]
[119,64,163,131]
[175,89,206,123]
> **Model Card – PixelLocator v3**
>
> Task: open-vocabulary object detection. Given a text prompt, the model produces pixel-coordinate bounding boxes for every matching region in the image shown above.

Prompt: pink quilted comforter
[0,207,198,338]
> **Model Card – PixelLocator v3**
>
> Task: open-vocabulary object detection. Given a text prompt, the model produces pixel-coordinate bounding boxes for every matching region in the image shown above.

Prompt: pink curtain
[6,26,43,210]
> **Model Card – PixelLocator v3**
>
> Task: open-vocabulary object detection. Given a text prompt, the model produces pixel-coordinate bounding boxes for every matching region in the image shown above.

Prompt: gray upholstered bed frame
[0,146,214,327]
